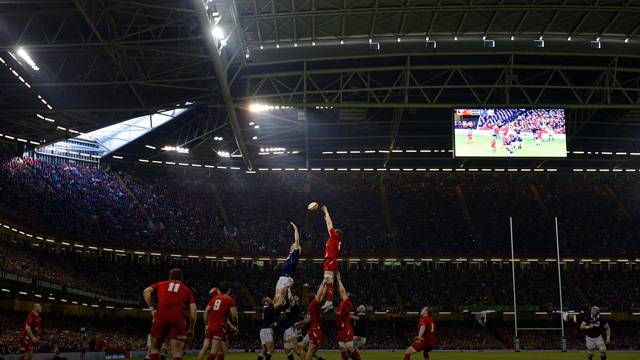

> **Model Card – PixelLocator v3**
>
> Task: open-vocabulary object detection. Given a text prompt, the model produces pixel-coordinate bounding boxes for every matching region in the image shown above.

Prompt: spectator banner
[0,269,138,306]
[0,269,33,285]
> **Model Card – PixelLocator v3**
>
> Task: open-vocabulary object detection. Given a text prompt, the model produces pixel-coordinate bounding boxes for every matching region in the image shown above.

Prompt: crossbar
[517,328,564,331]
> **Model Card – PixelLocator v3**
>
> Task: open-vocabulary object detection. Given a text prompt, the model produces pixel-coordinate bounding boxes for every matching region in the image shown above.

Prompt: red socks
[327,282,334,302]
[217,355,225,360]
[150,354,159,360]
[206,355,215,360]
[351,350,361,360]
[341,352,348,360]
[404,354,411,360]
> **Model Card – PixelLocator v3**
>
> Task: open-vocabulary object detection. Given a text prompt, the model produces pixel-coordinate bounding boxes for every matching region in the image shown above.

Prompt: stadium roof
[2,1,640,172]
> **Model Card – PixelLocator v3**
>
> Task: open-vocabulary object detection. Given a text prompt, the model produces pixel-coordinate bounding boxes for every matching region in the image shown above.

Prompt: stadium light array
[249,104,293,112]
[17,48,39,71]
[161,145,188,153]
[217,151,230,157]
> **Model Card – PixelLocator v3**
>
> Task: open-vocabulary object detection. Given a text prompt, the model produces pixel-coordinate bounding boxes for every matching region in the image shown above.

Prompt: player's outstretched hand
[232,327,239,335]
[290,222,297,230]
[187,330,194,339]
[321,205,328,215]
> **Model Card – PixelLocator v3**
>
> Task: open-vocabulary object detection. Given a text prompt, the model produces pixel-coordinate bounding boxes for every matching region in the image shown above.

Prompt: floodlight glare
[17,48,39,71]
[212,27,224,39]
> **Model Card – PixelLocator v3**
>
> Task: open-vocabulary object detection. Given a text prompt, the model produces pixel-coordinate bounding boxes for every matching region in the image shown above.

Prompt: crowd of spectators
[307,179,386,254]
[483,268,585,308]
[0,311,149,353]
[0,158,149,244]
[385,179,471,253]
[539,179,640,254]
[215,178,306,253]
[577,271,640,310]
[3,235,640,309]
[3,156,640,256]
[397,269,489,307]
[121,170,229,250]
[476,108,566,134]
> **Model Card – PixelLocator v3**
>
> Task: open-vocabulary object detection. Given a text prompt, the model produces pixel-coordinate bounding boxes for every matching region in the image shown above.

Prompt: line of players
[14,273,612,360]
[467,126,554,155]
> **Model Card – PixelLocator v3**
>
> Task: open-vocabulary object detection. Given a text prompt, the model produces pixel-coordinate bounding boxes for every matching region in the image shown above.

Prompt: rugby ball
[308,202,319,211]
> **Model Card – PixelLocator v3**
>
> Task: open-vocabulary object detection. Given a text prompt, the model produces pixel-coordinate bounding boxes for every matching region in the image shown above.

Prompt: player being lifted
[320,205,343,313]
[580,306,611,360]
[201,282,238,360]
[335,273,362,360]
[404,306,436,360]
[143,268,197,360]
[259,287,288,360]
[306,278,330,360]
[19,303,42,360]
[271,222,302,327]
[282,288,301,360]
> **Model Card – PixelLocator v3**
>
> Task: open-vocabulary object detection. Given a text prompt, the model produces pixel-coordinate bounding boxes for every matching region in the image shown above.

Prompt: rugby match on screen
[454,109,567,158]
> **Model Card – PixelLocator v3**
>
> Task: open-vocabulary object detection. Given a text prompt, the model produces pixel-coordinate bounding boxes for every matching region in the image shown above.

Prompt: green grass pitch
[133,352,638,360]
[454,134,566,158]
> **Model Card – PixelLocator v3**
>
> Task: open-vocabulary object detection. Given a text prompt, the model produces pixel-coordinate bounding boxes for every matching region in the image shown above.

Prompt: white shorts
[353,336,366,349]
[276,276,294,293]
[300,334,310,348]
[260,328,274,345]
[284,327,297,341]
[586,335,605,349]
[339,341,354,348]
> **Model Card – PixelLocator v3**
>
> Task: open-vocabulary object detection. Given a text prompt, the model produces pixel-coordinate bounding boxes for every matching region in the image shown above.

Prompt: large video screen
[453,109,566,158]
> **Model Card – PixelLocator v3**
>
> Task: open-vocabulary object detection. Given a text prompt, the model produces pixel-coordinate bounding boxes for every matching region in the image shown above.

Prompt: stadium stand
[3,156,640,255]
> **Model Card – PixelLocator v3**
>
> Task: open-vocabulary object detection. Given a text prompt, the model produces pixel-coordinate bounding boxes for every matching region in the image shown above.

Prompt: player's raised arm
[316,278,329,302]
[291,222,301,250]
[274,287,288,310]
[287,287,295,305]
[336,272,347,302]
[350,315,359,321]
[321,206,333,234]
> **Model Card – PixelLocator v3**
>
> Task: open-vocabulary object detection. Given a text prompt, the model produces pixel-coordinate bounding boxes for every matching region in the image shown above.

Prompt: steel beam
[192,0,252,170]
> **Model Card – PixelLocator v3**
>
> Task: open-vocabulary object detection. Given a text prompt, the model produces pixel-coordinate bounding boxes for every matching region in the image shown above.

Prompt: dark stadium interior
[1,0,640,355]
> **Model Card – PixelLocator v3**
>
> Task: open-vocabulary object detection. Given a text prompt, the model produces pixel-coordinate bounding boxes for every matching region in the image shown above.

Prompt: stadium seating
[2,156,640,256]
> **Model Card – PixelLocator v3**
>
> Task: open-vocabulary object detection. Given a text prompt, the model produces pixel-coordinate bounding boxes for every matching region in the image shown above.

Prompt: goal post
[510,216,566,352]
